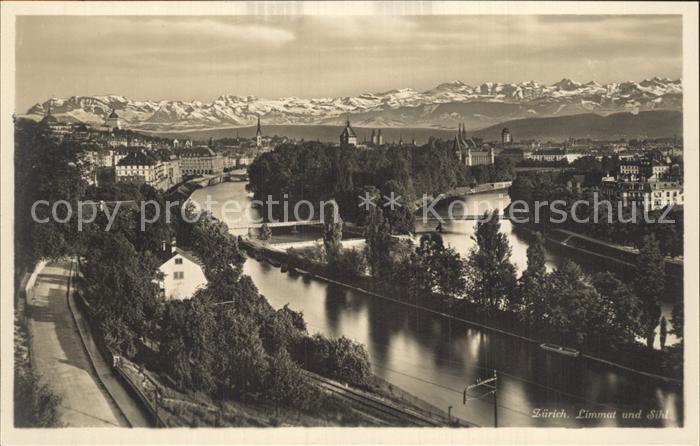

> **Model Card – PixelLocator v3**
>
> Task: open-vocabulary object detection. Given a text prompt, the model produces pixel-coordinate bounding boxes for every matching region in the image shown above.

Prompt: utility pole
[463,369,498,427]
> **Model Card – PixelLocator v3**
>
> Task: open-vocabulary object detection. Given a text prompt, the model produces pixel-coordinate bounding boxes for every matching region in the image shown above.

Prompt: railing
[72,259,167,427]
[112,359,167,427]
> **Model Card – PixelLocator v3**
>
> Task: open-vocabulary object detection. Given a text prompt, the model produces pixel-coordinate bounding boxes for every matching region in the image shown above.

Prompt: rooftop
[180,147,218,157]
[169,247,204,267]
[117,150,158,166]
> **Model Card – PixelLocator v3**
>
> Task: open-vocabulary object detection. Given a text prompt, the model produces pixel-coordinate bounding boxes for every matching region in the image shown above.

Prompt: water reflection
[194,181,682,427]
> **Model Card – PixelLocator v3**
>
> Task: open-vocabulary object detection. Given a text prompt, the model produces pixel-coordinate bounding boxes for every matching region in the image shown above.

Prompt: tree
[465,213,517,314]
[590,272,644,348]
[158,298,216,391]
[213,308,269,396]
[190,214,245,283]
[381,179,415,235]
[413,233,465,298]
[671,295,683,339]
[322,203,343,266]
[364,206,393,278]
[431,245,466,298]
[296,335,371,388]
[659,316,668,350]
[635,234,666,349]
[81,232,161,357]
[264,348,309,406]
[545,261,602,346]
[260,306,307,355]
[14,120,87,267]
[258,223,272,241]
[517,232,548,322]
[335,248,368,278]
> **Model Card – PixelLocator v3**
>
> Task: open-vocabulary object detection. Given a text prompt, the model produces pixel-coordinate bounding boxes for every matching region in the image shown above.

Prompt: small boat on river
[540,343,580,357]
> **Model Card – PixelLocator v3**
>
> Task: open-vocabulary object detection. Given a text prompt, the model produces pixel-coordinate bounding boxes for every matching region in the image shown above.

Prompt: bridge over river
[228,214,511,232]
[190,179,683,428]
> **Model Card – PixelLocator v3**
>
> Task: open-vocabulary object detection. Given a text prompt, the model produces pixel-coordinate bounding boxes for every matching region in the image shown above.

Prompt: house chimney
[171,237,177,254]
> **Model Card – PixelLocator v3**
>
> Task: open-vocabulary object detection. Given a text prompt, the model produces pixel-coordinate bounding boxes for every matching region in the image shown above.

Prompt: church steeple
[255,115,262,148]
[339,116,358,146]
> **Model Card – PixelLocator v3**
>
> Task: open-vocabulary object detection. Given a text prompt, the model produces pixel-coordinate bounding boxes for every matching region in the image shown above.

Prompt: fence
[72,259,168,427]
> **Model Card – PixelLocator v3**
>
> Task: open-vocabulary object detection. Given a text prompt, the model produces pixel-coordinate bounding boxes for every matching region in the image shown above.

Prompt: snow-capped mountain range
[24,77,682,131]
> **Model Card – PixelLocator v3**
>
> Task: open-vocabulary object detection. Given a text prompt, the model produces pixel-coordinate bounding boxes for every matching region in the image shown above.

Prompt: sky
[16,14,682,111]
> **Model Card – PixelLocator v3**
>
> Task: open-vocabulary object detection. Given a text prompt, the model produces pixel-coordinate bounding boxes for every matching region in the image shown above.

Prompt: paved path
[26,260,128,427]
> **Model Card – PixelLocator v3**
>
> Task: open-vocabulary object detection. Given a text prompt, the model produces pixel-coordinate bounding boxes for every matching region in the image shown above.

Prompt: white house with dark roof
[158,245,208,300]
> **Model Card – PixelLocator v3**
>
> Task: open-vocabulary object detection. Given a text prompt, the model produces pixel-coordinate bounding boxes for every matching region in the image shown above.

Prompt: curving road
[26,260,130,427]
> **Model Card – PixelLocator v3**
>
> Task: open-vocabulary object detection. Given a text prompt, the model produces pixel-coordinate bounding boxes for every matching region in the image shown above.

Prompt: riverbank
[240,238,682,384]
[513,224,683,279]
[111,333,459,428]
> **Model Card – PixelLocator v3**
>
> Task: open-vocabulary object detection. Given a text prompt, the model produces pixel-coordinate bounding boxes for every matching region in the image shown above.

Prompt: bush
[258,223,272,241]
[264,349,312,407]
[260,305,307,354]
[334,248,367,278]
[327,336,372,387]
[14,370,62,427]
[295,334,371,388]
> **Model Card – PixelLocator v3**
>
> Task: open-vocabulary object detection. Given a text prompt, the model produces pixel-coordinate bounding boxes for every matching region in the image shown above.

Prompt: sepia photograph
[1,1,698,445]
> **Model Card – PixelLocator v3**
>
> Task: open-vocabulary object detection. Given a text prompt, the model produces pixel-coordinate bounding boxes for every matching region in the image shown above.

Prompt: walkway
[26,260,131,427]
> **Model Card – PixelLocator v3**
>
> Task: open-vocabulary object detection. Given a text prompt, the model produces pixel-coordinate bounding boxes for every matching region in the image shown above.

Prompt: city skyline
[16,15,682,111]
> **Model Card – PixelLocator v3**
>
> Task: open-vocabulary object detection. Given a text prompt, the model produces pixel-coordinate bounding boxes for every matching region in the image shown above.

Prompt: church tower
[256,116,263,148]
[501,127,512,145]
[340,117,358,146]
[105,109,122,130]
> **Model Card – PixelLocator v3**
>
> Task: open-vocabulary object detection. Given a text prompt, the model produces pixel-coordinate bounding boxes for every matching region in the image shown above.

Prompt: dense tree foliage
[14,117,375,413]
[465,213,517,314]
[407,234,465,299]
[508,171,683,257]
[363,207,393,278]
[295,335,372,388]
[635,235,666,349]
[14,369,62,427]
[516,232,548,323]
[81,232,162,357]
[15,120,87,266]
[248,140,515,233]
[322,204,343,267]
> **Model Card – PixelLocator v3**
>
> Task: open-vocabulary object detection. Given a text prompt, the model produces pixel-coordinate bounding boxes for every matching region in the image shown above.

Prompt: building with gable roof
[340,118,358,146]
[115,150,167,187]
[157,242,208,300]
[453,123,494,166]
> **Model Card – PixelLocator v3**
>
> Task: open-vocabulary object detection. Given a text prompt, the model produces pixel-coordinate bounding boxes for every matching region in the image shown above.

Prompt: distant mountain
[471,110,683,141]
[23,77,682,131]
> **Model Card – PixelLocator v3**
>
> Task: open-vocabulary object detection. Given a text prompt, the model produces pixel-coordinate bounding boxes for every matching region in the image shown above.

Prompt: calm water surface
[191,180,682,427]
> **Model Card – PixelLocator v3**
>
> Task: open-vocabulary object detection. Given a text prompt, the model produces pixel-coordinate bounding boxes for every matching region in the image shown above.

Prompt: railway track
[304,372,445,427]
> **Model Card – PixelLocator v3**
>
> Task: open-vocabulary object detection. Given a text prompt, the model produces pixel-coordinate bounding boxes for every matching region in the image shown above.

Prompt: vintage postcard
[1,1,698,445]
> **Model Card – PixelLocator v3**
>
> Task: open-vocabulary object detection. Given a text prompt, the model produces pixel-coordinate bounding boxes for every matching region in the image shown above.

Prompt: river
[190,180,682,427]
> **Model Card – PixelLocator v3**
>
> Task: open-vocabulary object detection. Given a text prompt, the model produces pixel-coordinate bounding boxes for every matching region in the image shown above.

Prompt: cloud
[15,14,683,111]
